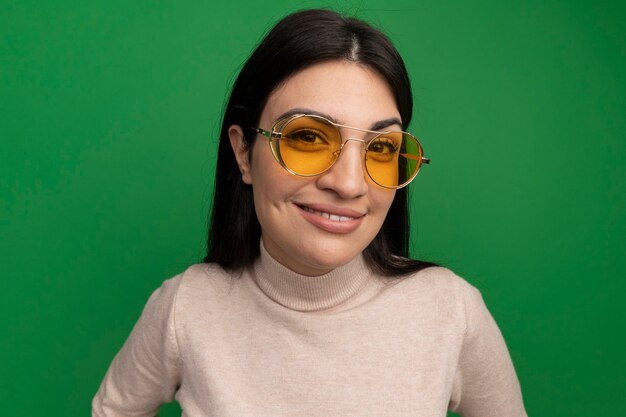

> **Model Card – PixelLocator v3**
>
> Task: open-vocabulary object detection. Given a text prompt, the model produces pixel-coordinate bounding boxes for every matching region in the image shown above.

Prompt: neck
[251,242,373,312]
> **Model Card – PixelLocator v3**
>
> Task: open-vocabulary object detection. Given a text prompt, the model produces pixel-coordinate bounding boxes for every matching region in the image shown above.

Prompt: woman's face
[230,60,400,276]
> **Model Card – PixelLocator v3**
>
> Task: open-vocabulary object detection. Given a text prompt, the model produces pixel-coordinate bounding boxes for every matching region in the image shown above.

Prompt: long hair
[205,9,435,275]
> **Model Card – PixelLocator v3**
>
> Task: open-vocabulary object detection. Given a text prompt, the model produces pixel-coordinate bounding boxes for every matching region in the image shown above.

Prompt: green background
[1,0,624,416]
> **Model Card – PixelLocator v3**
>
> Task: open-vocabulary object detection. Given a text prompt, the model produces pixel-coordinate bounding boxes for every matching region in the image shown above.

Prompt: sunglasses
[252,114,430,189]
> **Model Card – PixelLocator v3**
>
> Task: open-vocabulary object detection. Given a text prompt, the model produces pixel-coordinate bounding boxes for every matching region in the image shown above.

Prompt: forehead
[261,60,401,128]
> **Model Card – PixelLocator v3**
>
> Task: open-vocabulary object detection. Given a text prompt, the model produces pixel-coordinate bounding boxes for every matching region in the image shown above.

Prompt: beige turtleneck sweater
[93,245,527,416]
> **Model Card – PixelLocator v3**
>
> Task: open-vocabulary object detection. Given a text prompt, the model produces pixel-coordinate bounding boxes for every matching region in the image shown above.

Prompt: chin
[300,246,362,271]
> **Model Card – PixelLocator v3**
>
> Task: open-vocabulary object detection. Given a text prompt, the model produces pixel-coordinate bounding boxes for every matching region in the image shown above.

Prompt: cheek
[249,151,277,212]
[249,141,279,189]
[370,186,396,215]
[249,142,299,211]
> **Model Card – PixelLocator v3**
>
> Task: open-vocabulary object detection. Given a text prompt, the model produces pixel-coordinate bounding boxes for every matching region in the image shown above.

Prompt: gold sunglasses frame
[251,113,430,189]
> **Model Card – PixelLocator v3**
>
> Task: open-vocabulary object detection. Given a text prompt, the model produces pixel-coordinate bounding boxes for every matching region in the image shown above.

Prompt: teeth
[302,206,355,221]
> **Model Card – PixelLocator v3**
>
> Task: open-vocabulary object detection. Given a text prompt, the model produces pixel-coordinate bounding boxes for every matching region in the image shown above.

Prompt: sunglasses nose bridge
[332,137,368,160]
[342,137,367,147]
[336,122,374,141]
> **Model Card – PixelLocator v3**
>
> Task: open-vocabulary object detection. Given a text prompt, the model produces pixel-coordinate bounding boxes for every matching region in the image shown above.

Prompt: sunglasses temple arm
[251,127,269,137]
[251,127,284,140]
[400,153,431,164]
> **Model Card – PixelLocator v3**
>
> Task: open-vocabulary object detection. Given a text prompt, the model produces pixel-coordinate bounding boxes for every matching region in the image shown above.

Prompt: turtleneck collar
[251,242,372,312]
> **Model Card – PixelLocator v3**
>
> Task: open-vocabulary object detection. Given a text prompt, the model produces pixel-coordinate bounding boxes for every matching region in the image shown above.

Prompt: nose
[315,139,368,199]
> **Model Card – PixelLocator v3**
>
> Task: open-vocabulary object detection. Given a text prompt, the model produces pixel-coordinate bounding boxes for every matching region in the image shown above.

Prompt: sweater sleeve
[92,276,182,417]
[449,285,527,417]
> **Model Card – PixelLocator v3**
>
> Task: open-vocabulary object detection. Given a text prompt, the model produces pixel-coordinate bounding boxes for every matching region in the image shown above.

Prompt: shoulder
[174,262,235,292]
[378,266,487,330]
[165,261,240,295]
[157,262,249,320]
[143,263,238,314]
[386,266,481,303]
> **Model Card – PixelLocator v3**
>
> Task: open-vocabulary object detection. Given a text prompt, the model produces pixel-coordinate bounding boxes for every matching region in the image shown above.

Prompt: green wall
[1,1,624,416]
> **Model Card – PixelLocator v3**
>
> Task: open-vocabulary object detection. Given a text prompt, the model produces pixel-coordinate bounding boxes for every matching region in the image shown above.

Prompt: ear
[228,125,253,184]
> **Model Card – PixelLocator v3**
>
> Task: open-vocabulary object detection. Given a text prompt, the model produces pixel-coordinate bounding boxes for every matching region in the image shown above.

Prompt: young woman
[93,9,527,416]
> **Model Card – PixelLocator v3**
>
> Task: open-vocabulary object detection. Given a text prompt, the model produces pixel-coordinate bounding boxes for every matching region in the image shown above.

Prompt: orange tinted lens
[365,132,422,188]
[277,116,341,175]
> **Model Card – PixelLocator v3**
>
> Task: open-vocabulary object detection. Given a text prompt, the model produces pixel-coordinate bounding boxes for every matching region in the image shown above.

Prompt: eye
[286,129,328,145]
[281,128,333,153]
[367,136,400,163]
[369,138,398,154]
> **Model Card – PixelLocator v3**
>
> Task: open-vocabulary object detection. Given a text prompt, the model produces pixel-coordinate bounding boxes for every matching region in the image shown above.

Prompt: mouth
[299,206,356,222]
[294,203,366,234]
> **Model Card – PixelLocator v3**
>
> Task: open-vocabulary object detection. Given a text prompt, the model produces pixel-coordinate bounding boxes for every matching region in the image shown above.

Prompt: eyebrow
[275,108,403,131]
